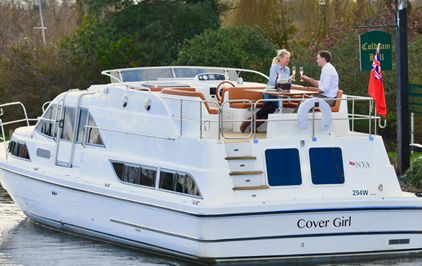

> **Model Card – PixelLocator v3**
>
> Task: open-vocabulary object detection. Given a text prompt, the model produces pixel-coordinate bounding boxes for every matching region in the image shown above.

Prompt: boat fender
[297,98,332,130]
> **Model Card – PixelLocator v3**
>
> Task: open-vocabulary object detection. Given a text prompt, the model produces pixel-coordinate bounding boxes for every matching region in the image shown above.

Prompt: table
[245,87,319,97]
[245,87,319,112]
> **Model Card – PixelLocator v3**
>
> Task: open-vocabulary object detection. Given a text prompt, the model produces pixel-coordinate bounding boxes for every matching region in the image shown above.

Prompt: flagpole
[375,43,389,130]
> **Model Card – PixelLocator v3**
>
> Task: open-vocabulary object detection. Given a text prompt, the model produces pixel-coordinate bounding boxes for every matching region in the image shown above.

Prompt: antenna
[33,0,46,44]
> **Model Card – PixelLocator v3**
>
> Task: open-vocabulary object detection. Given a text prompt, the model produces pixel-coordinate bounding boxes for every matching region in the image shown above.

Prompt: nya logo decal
[349,161,370,168]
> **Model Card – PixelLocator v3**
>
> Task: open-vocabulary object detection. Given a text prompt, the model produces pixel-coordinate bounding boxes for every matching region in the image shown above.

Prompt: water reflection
[1,184,422,266]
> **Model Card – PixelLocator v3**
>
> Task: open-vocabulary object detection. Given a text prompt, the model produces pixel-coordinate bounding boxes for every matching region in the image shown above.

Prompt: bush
[0,39,74,118]
[402,156,422,189]
[176,26,277,74]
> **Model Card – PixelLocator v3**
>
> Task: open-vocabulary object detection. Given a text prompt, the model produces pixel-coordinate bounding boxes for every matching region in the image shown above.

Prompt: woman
[240,49,291,133]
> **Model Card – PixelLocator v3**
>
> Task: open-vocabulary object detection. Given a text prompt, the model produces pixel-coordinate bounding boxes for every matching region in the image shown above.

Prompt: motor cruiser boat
[0,66,421,264]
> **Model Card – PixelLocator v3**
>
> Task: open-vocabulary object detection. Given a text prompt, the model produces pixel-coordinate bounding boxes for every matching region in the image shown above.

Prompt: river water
[1,184,422,266]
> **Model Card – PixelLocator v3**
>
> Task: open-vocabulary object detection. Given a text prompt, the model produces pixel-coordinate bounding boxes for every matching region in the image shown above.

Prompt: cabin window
[76,109,89,142]
[75,109,104,146]
[8,141,30,160]
[309,147,345,185]
[265,149,302,186]
[159,170,201,197]
[60,107,76,141]
[36,105,103,146]
[35,104,60,138]
[86,114,103,145]
[112,161,157,188]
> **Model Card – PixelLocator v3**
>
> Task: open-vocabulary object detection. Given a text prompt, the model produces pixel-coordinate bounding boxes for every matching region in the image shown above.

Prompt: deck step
[233,185,270,191]
[225,156,257,160]
[224,142,252,157]
[229,171,263,176]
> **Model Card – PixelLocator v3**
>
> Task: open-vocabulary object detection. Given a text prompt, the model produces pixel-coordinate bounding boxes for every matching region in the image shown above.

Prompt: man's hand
[301,75,319,87]
[301,74,309,82]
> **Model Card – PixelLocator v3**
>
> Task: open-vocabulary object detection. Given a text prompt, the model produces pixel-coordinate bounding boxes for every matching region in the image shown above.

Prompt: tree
[0,0,78,119]
[0,39,75,118]
[0,1,77,52]
[402,155,422,189]
[224,0,297,49]
[63,0,222,86]
[176,26,277,74]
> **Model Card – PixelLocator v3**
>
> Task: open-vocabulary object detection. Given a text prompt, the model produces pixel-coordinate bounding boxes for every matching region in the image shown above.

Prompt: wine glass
[299,67,304,81]
[292,66,296,81]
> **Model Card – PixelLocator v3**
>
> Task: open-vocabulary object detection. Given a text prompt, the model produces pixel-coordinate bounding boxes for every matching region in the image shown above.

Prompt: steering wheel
[215,81,235,102]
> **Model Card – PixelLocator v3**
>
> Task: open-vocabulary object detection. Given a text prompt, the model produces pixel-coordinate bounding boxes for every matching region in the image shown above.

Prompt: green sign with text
[359,30,392,71]
[410,84,422,114]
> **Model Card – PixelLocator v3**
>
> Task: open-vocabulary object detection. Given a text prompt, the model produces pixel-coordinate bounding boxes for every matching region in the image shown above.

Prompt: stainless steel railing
[160,94,221,140]
[0,102,38,159]
[160,94,383,140]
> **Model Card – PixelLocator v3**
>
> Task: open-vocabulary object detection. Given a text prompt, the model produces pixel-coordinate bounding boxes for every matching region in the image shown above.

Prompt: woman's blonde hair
[272,49,290,64]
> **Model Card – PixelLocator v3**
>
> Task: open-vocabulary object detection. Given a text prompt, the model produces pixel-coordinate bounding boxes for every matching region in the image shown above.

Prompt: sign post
[396,0,410,175]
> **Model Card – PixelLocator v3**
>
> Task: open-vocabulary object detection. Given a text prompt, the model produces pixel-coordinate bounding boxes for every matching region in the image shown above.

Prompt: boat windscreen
[121,68,174,82]
[173,68,225,78]
[115,67,260,82]
[141,82,191,88]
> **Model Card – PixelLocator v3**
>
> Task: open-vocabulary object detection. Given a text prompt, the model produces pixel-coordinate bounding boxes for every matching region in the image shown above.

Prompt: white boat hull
[2,167,422,263]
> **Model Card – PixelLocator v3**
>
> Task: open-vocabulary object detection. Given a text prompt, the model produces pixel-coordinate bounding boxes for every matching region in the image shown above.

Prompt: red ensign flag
[368,44,387,118]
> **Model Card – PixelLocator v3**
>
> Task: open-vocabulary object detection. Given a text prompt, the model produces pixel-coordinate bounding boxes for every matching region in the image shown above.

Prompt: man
[301,50,339,106]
